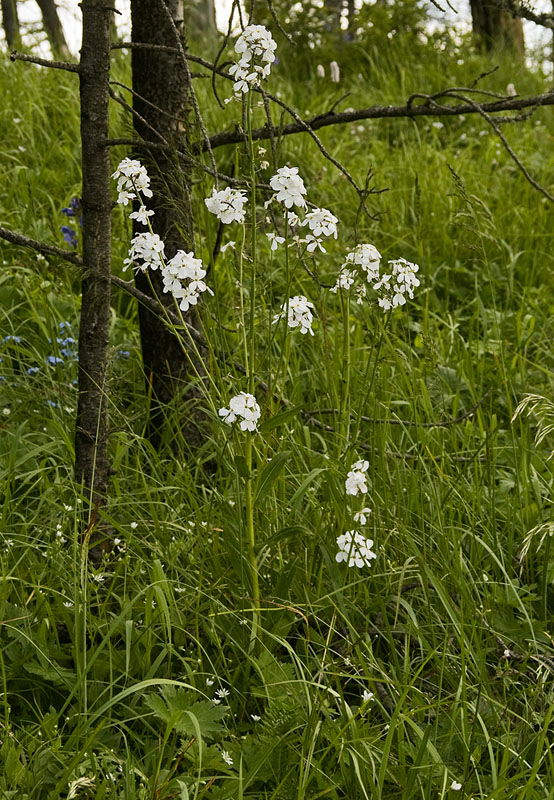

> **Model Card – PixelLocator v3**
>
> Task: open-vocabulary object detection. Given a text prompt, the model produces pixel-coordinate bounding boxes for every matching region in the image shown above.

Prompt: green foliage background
[2,5,554,797]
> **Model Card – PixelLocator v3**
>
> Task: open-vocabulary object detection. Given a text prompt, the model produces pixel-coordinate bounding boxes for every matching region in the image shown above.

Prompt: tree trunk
[131,0,200,450]
[35,0,71,59]
[1,0,20,48]
[469,0,524,57]
[76,0,112,512]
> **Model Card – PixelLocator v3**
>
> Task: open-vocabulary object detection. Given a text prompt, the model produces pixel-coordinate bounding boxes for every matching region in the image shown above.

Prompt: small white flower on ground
[130,521,138,529]
[213,687,230,705]
[353,507,372,525]
[362,689,374,703]
[205,187,248,224]
[251,714,261,721]
[345,459,369,495]
[219,392,261,432]
[269,166,307,209]
[123,232,165,272]
[222,750,233,766]
[273,295,315,336]
[330,269,356,293]
[267,232,285,250]
[336,530,377,568]
[316,64,325,78]
[220,240,236,253]
[374,257,420,311]
[329,60,340,83]
[451,781,462,791]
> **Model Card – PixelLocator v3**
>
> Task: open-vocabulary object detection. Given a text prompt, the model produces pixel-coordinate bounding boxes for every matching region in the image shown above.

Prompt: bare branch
[204,89,554,151]
[10,49,80,72]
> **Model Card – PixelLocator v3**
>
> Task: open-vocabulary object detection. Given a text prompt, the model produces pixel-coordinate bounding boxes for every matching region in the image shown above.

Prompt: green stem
[245,436,260,648]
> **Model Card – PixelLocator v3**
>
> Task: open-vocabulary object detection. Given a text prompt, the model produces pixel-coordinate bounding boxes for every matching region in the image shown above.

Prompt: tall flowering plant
[113,23,422,644]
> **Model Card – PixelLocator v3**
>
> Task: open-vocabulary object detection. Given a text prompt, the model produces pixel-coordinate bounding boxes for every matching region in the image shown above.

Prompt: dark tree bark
[131,0,199,449]
[1,0,20,48]
[35,0,70,58]
[469,0,525,57]
[76,0,112,510]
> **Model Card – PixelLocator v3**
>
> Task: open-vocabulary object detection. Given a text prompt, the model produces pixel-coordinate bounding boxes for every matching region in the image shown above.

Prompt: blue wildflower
[47,356,64,366]
[61,225,78,248]
[3,335,21,344]
[117,350,130,358]
[27,367,40,375]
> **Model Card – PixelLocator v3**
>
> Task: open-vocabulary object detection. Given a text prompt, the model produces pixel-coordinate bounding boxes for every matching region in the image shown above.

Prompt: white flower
[213,687,230,705]
[218,392,261,432]
[353,507,372,525]
[220,240,236,253]
[451,781,462,791]
[129,204,154,226]
[316,64,325,78]
[304,234,326,253]
[374,257,420,312]
[302,207,338,239]
[361,689,374,703]
[345,459,369,496]
[344,243,381,282]
[251,714,261,721]
[269,166,307,209]
[330,269,355,293]
[267,232,285,251]
[222,750,233,766]
[123,232,165,272]
[161,249,213,312]
[273,295,315,336]
[112,157,153,205]
[336,530,376,568]
[205,187,248,224]
[329,60,340,83]
[229,25,277,97]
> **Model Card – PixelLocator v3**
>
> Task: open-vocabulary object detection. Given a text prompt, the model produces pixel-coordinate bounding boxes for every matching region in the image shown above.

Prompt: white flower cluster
[301,207,339,253]
[162,250,213,312]
[219,392,261,432]
[335,530,377,568]
[112,157,153,206]
[114,157,212,313]
[374,257,420,311]
[205,187,248,224]
[269,167,307,210]
[124,231,165,272]
[229,25,277,96]
[345,459,369,496]
[273,295,315,336]
[331,243,420,311]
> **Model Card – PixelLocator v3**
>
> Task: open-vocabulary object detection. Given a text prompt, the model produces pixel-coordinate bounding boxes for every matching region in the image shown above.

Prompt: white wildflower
[273,295,315,336]
[129,204,154,226]
[345,459,369,495]
[112,157,153,205]
[330,268,356,293]
[222,750,233,766]
[269,166,307,209]
[267,232,285,251]
[218,392,261,432]
[229,25,277,97]
[353,507,372,525]
[335,530,376,568]
[329,61,340,83]
[302,207,338,239]
[123,232,165,272]
[451,781,462,791]
[161,250,213,312]
[361,689,374,703]
[205,187,248,224]
[316,64,325,78]
[220,240,236,253]
[344,243,381,281]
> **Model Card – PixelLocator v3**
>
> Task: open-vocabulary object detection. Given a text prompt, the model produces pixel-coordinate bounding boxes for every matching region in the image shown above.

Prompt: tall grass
[1,24,554,799]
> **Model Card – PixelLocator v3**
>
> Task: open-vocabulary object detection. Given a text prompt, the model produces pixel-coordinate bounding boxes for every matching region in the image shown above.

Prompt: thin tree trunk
[131,0,201,450]
[1,0,20,48]
[76,0,112,512]
[35,0,70,59]
[469,0,524,57]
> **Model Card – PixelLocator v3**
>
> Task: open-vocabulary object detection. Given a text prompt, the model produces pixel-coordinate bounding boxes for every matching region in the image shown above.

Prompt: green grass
[2,21,554,800]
